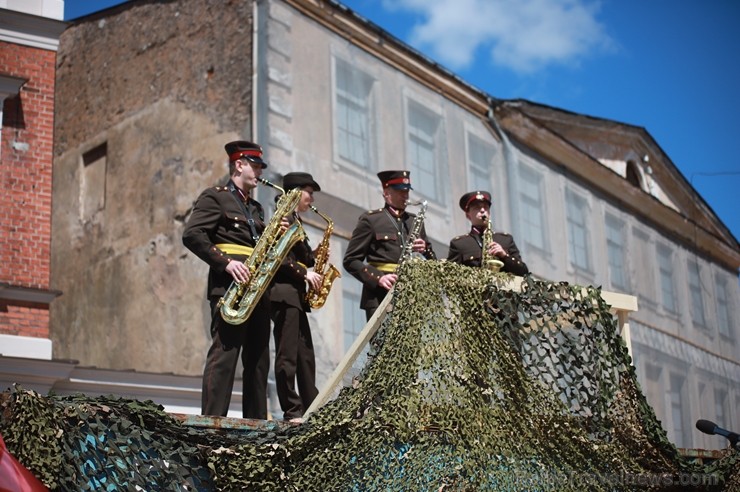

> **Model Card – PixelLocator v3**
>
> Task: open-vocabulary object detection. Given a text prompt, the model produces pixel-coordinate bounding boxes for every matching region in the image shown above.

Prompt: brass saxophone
[218,178,306,325]
[305,205,341,309]
[398,199,431,267]
[481,212,504,272]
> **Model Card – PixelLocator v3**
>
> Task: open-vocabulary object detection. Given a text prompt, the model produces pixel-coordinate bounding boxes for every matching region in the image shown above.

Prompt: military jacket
[271,214,316,310]
[343,204,436,309]
[182,180,265,298]
[447,227,529,276]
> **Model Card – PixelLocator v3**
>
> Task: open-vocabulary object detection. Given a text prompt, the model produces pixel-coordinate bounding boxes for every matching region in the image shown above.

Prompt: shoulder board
[367,208,384,215]
[213,185,230,192]
[452,235,464,241]
[497,231,511,237]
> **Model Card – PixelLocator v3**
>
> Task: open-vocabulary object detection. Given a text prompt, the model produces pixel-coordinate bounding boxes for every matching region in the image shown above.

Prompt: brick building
[0,2,65,359]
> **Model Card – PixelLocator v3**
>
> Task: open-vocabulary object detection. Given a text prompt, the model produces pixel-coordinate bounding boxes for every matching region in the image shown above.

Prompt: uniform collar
[228,179,250,202]
[384,203,407,219]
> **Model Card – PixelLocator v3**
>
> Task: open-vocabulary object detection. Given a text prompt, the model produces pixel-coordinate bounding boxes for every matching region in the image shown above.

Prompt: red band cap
[230,149,263,161]
[384,177,410,187]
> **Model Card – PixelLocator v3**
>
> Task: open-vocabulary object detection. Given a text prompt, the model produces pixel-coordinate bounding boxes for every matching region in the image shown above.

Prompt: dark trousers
[362,286,388,321]
[271,302,318,419]
[201,296,271,419]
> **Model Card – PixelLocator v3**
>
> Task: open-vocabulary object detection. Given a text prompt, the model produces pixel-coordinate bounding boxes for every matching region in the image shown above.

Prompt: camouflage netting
[1,261,738,491]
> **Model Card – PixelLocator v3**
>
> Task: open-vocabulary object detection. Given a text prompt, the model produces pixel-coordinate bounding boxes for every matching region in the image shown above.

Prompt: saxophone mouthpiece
[258,177,285,194]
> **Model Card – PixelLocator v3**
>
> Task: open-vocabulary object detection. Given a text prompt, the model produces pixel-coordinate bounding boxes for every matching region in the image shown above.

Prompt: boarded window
[81,143,107,221]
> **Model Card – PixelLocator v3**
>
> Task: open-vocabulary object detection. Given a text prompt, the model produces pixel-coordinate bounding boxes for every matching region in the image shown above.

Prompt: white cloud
[382,0,614,74]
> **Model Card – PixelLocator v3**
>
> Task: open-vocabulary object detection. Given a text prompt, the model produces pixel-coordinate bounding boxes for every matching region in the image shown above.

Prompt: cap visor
[245,156,268,168]
[389,184,412,190]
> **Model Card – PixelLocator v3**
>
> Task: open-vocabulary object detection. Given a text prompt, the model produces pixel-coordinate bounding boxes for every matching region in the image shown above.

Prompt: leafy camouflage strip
[1,260,738,490]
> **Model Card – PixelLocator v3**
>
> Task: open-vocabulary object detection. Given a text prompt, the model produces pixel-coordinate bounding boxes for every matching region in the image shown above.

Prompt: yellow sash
[216,244,254,256]
[369,262,398,273]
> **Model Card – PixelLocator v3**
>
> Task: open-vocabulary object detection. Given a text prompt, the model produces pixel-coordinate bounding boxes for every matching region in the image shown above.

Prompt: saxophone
[398,199,432,267]
[218,178,306,325]
[481,212,504,272]
[305,205,341,309]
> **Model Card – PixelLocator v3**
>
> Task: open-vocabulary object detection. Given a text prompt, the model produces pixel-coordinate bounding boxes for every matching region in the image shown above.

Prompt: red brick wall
[0,40,56,338]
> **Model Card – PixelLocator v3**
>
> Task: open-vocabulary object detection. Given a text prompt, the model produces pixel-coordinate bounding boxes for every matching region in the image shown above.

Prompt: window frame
[331,56,377,173]
[605,213,628,291]
[715,276,732,338]
[687,259,707,328]
[656,243,678,315]
[404,97,445,204]
[518,164,547,253]
[565,188,592,273]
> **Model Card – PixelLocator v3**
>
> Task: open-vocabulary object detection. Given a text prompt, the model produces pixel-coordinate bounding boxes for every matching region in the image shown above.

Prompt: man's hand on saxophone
[486,241,509,259]
[305,271,323,292]
[411,237,428,253]
[225,258,251,284]
[279,216,290,234]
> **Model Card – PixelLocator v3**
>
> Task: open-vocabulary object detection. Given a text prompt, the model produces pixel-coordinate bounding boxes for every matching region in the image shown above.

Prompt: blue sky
[65,0,740,245]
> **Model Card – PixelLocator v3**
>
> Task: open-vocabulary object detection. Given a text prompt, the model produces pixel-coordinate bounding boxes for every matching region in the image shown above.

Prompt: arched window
[626,160,643,189]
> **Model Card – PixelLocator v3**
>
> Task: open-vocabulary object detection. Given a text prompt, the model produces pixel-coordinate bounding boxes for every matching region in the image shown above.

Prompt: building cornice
[282,0,489,118]
[494,105,740,271]
[0,8,67,51]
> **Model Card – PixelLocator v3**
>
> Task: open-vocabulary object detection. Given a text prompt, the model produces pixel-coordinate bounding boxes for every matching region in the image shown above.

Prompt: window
[605,214,627,290]
[340,240,366,352]
[716,278,731,337]
[668,374,687,448]
[656,244,677,314]
[342,279,365,353]
[641,362,664,419]
[334,58,375,169]
[467,133,495,191]
[688,260,706,327]
[566,190,591,271]
[81,143,108,221]
[407,101,442,201]
[626,160,643,189]
[633,230,655,304]
[519,165,545,251]
[714,388,728,428]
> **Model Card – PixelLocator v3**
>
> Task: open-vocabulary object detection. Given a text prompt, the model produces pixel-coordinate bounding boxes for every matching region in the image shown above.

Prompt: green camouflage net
[1,260,738,491]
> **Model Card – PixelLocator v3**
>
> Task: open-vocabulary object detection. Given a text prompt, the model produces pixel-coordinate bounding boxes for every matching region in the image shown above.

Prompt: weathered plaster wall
[51,0,256,374]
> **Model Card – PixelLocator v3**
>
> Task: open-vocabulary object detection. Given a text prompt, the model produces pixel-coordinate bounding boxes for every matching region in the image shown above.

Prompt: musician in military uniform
[270,172,323,422]
[447,191,529,275]
[343,170,436,321]
[182,140,271,419]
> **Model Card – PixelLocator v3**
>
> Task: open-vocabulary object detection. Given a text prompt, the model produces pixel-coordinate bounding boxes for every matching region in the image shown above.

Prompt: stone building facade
[44,0,739,448]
